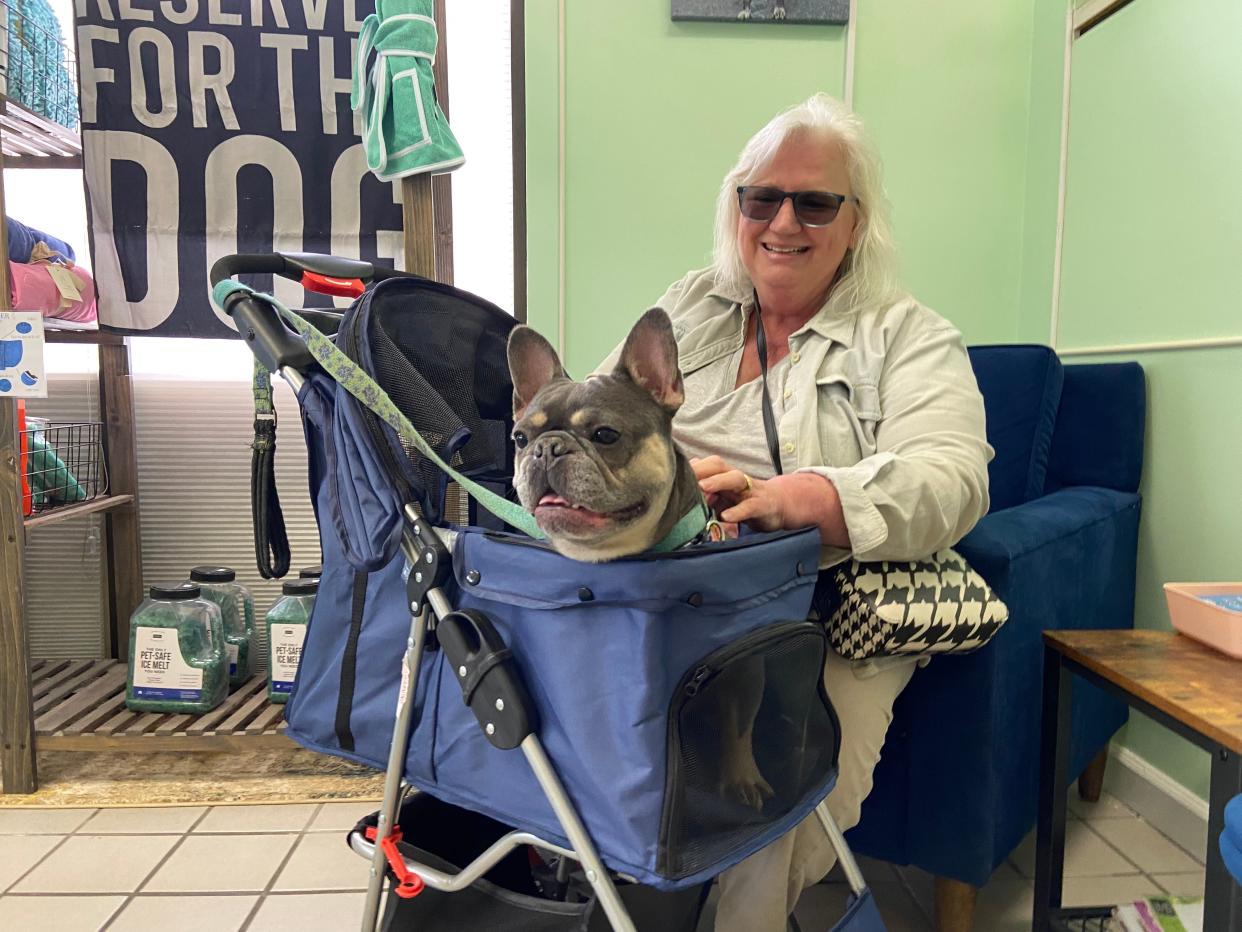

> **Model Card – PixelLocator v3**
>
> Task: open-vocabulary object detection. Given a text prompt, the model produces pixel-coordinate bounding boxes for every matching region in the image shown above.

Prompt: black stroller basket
[211,254,889,932]
[353,794,711,932]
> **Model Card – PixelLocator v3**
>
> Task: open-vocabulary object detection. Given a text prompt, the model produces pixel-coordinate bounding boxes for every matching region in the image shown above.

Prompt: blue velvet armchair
[846,346,1147,931]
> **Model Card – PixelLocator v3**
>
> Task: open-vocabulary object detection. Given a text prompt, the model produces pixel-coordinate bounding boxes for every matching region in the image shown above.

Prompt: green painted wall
[1116,347,1242,800]
[851,0,1037,344]
[1057,0,1242,349]
[1044,0,1242,802]
[1016,0,1067,344]
[526,0,1041,375]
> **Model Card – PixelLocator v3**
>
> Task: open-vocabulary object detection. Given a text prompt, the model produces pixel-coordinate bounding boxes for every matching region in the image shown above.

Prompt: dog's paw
[772,6,787,20]
[720,753,775,810]
[737,10,752,19]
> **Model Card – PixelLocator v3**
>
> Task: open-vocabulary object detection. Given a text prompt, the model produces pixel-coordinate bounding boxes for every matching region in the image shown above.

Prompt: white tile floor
[0,791,1205,931]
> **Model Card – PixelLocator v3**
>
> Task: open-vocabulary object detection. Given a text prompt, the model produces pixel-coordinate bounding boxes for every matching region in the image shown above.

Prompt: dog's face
[507,308,697,562]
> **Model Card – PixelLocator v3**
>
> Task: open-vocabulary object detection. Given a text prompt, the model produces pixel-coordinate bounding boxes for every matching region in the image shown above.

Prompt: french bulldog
[506,307,704,563]
[506,309,774,811]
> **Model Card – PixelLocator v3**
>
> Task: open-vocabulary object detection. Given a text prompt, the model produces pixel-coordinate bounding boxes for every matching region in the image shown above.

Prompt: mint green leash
[215,280,711,553]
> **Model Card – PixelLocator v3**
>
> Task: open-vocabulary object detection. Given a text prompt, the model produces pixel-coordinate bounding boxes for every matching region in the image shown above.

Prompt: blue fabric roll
[6,216,75,263]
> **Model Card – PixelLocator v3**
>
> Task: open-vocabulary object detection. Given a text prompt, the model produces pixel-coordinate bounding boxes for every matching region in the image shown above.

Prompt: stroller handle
[211,252,419,378]
[209,252,421,289]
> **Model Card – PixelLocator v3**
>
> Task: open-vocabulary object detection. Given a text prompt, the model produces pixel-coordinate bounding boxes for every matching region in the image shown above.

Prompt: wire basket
[21,419,108,515]
[0,1,79,130]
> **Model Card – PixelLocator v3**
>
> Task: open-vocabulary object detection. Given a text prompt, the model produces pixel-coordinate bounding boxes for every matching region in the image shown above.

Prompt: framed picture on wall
[671,0,848,25]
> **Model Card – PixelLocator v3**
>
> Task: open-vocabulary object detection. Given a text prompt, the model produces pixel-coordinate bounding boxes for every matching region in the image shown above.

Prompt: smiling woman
[597,92,993,932]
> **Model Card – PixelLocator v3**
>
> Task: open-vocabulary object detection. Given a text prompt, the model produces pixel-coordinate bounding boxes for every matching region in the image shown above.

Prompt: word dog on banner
[75,0,407,336]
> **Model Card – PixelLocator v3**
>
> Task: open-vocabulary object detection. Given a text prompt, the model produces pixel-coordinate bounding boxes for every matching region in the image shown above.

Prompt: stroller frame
[210,253,879,932]
[347,502,871,932]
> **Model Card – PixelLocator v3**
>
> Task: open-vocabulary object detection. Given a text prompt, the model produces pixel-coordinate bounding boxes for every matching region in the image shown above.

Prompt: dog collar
[650,498,712,553]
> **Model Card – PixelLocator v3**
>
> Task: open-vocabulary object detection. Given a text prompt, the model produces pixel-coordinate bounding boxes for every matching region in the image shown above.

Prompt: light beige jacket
[601,267,993,569]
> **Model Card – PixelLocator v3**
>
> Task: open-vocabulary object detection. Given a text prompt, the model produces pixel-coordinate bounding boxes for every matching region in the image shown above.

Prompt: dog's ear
[508,326,567,418]
[614,308,684,413]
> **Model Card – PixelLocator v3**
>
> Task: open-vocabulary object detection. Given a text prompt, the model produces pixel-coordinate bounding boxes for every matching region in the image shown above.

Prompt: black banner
[76,0,405,336]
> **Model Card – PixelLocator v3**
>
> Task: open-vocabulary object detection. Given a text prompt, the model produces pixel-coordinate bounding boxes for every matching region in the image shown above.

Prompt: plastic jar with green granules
[189,566,254,689]
[266,578,318,704]
[126,583,228,714]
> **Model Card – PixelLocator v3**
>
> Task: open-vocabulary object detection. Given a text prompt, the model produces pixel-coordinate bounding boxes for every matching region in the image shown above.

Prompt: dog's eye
[512,431,528,449]
[592,427,620,445]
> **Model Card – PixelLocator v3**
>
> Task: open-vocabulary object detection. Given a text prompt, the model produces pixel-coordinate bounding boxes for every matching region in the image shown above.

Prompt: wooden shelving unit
[0,2,466,789]
[0,76,157,792]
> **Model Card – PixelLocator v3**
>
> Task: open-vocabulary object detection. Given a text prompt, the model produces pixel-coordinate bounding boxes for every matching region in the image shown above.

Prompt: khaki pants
[713,650,918,932]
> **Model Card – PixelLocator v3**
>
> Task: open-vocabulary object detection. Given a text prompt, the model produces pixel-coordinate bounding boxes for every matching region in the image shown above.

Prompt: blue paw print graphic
[0,379,10,393]
[0,340,22,369]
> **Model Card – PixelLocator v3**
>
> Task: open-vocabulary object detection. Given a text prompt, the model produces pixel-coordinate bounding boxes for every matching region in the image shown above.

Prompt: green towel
[352,0,465,182]
[26,433,87,504]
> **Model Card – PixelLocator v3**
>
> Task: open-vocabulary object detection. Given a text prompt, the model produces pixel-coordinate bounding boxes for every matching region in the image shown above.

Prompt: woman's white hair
[712,93,900,314]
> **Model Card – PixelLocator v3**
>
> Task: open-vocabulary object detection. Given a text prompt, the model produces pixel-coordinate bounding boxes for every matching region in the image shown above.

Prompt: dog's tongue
[535,494,609,528]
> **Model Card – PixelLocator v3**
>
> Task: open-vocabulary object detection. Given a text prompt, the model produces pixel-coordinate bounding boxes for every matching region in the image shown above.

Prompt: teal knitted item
[352,0,465,181]
[6,0,78,129]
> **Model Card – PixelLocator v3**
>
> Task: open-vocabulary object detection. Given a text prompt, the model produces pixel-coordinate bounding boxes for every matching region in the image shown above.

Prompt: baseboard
[1102,744,1209,856]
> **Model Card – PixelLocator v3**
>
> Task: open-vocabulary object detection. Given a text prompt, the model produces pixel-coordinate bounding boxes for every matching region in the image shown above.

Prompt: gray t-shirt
[674,344,792,480]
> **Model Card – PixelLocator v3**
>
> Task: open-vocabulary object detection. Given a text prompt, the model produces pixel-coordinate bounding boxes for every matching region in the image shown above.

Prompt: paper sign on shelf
[0,312,46,399]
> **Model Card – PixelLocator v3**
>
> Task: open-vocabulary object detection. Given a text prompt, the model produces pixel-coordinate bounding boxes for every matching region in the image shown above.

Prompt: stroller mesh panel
[661,625,837,879]
[369,290,516,507]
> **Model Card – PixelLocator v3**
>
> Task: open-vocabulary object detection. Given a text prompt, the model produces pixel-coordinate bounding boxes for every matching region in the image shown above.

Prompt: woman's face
[737,133,858,315]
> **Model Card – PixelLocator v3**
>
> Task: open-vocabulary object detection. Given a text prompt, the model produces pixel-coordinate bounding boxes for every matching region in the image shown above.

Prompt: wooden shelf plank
[2,154,81,170]
[214,688,271,735]
[59,691,128,736]
[243,701,285,736]
[38,666,127,733]
[41,732,295,752]
[0,95,81,157]
[32,660,104,713]
[184,677,267,736]
[31,663,294,752]
[24,494,134,531]
[30,659,71,689]
[43,329,121,346]
[124,711,169,736]
[96,704,141,736]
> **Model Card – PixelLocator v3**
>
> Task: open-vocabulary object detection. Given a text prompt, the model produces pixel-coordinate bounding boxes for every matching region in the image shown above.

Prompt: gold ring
[743,474,753,492]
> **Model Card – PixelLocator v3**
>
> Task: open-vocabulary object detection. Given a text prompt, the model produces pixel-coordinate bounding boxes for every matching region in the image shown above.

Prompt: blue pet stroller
[211,253,887,932]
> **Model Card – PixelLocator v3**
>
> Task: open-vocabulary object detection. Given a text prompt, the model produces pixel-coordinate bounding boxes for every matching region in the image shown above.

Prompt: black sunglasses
[736,186,858,228]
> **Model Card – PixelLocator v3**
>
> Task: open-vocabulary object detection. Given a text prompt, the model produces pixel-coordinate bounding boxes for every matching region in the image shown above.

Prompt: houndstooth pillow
[826,549,1008,660]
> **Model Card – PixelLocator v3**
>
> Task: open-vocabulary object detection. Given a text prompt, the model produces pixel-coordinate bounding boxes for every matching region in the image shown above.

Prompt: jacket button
[578,587,594,602]
[687,592,703,607]
[465,570,481,585]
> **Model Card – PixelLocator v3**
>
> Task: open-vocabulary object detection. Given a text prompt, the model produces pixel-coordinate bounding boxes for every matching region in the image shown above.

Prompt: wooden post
[399,1,454,283]
[0,400,36,793]
[402,175,437,279]
[431,0,454,284]
[98,340,142,661]
[0,138,37,792]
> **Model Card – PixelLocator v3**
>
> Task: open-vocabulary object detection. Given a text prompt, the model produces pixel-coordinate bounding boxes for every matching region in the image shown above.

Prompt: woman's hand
[691,455,850,546]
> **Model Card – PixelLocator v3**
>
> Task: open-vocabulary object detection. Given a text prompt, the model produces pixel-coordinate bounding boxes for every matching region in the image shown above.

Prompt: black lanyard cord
[753,297,784,476]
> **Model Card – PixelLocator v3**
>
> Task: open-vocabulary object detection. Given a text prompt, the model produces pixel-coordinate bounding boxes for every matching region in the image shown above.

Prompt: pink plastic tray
[1164,583,1242,659]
